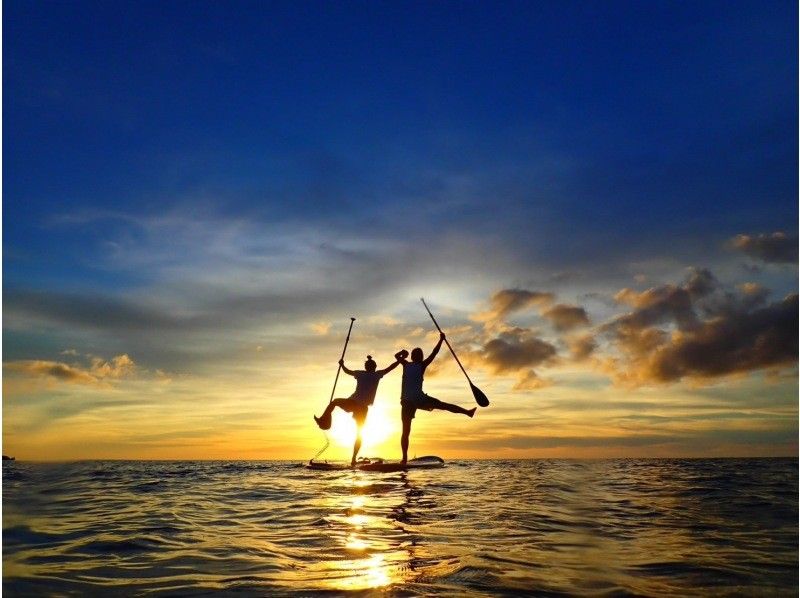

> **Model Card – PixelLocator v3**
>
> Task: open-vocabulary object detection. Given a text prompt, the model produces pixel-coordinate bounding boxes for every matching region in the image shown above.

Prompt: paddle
[329,317,356,405]
[420,298,489,407]
[311,317,356,462]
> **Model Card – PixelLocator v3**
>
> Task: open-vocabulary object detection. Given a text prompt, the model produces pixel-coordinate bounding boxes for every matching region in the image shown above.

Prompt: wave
[3,459,797,596]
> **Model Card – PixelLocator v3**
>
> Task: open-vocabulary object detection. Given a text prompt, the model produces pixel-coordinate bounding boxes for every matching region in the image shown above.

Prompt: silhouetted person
[395,333,475,464]
[314,355,400,466]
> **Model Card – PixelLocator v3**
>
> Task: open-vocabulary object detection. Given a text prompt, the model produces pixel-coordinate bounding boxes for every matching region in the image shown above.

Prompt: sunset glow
[3,1,797,462]
[327,402,399,453]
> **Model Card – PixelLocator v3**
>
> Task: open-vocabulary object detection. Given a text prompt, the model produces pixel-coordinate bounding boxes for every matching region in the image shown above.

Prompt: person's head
[410,348,424,363]
[365,355,377,372]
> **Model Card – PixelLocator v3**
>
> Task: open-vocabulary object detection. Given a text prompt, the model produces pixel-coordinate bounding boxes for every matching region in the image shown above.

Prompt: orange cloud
[473,288,554,324]
[310,322,331,335]
[89,354,136,378]
[567,333,597,361]
[604,275,798,386]
[4,360,99,385]
[4,354,137,386]
[512,369,553,391]
[541,303,590,331]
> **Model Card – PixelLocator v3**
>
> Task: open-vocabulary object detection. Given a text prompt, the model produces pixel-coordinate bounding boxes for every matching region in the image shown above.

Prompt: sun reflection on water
[317,472,418,591]
[321,553,393,591]
[345,533,369,551]
[6,461,795,595]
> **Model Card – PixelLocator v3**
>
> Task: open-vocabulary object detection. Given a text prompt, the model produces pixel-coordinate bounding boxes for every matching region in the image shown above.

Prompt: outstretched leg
[428,396,476,417]
[400,417,412,465]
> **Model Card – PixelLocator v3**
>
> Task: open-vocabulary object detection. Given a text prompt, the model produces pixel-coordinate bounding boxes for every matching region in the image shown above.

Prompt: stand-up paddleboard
[306,456,444,472]
[305,460,354,471]
[360,455,444,472]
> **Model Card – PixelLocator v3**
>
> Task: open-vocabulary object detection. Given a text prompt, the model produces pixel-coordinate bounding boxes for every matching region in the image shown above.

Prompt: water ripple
[3,459,797,595]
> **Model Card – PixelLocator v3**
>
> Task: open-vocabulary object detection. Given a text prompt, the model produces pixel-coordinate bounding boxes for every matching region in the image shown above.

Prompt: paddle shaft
[420,298,473,385]
[329,317,356,404]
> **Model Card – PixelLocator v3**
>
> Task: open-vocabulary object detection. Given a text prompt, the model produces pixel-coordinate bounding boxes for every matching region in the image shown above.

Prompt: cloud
[699,282,770,317]
[4,353,137,386]
[641,294,798,383]
[310,322,331,335]
[444,267,795,392]
[610,268,717,333]
[4,360,99,385]
[2,284,365,371]
[603,276,798,386]
[479,329,558,374]
[8,210,533,374]
[541,303,590,331]
[464,327,559,391]
[736,282,771,306]
[473,289,554,324]
[89,354,136,378]
[568,333,597,361]
[367,315,401,327]
[683,267,718,298]
[729,232,798,263]
[4,289,209,332]
[513,369,553,391]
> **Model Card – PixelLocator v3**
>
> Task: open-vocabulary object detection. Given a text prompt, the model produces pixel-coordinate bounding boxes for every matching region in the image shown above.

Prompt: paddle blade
[470,382,490,407]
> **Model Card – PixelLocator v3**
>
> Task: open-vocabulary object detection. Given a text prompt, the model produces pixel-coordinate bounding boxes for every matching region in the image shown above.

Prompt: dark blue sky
[4,0,799,331]
[6,1,797,289]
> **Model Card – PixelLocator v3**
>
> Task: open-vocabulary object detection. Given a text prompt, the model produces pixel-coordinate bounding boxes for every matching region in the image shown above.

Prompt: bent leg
[321,398,350,417]
[315,398,351,430]
[329,397,350,413]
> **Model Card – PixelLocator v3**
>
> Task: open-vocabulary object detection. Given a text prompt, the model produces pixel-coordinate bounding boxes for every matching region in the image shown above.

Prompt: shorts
[401,393,445,421]
[338,397,370,425]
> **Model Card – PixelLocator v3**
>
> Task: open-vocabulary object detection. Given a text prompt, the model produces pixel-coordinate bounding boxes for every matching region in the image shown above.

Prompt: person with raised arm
[395,332,476,465]
[314,354,400,466]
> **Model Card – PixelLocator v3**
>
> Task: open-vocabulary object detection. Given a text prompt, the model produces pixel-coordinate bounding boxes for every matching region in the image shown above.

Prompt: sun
[328,401,397,452]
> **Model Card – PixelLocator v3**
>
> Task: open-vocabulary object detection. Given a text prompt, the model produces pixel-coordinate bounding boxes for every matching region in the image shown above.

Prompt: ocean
[3,459,797,596]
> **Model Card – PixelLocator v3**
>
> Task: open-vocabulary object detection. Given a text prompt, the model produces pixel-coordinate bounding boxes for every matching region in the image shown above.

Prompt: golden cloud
[541,303,590,331]
[472,288,555,324]
[4,354,137,387]
[4,360,99,385]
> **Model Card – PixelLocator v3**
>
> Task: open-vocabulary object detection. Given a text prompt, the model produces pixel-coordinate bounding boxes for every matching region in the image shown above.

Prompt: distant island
[3,455,15,461]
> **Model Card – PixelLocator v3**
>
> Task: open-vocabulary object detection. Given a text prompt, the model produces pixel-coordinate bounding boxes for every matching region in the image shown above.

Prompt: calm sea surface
[3,459,797,596]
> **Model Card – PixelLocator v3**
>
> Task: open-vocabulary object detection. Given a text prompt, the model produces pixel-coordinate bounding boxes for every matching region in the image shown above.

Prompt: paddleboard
[306,456,444,472]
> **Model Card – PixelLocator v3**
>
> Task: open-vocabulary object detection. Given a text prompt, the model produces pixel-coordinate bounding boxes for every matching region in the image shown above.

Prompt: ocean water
[3,459,797,596]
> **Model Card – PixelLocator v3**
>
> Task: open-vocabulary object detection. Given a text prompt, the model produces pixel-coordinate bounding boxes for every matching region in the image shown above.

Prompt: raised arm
[378,358,401,376]
[423,333,445,367]
[339,359,356,377]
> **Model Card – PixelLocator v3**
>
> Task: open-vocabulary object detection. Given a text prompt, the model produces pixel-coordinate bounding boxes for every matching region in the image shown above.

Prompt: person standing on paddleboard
[395,333,476,465]
[314,355,400,466]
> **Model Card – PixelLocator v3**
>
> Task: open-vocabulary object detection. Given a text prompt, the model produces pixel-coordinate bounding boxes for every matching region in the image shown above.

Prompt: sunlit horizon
[3,1,797,462]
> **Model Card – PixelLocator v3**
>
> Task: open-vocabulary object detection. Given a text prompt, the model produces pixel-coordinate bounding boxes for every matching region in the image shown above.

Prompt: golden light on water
[345,533,368,551]
[325,554,393,591]
[344,513,368,528]
[313,474,414,591]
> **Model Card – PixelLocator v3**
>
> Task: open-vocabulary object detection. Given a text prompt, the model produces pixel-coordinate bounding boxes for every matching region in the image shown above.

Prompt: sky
[3,0,798,460]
